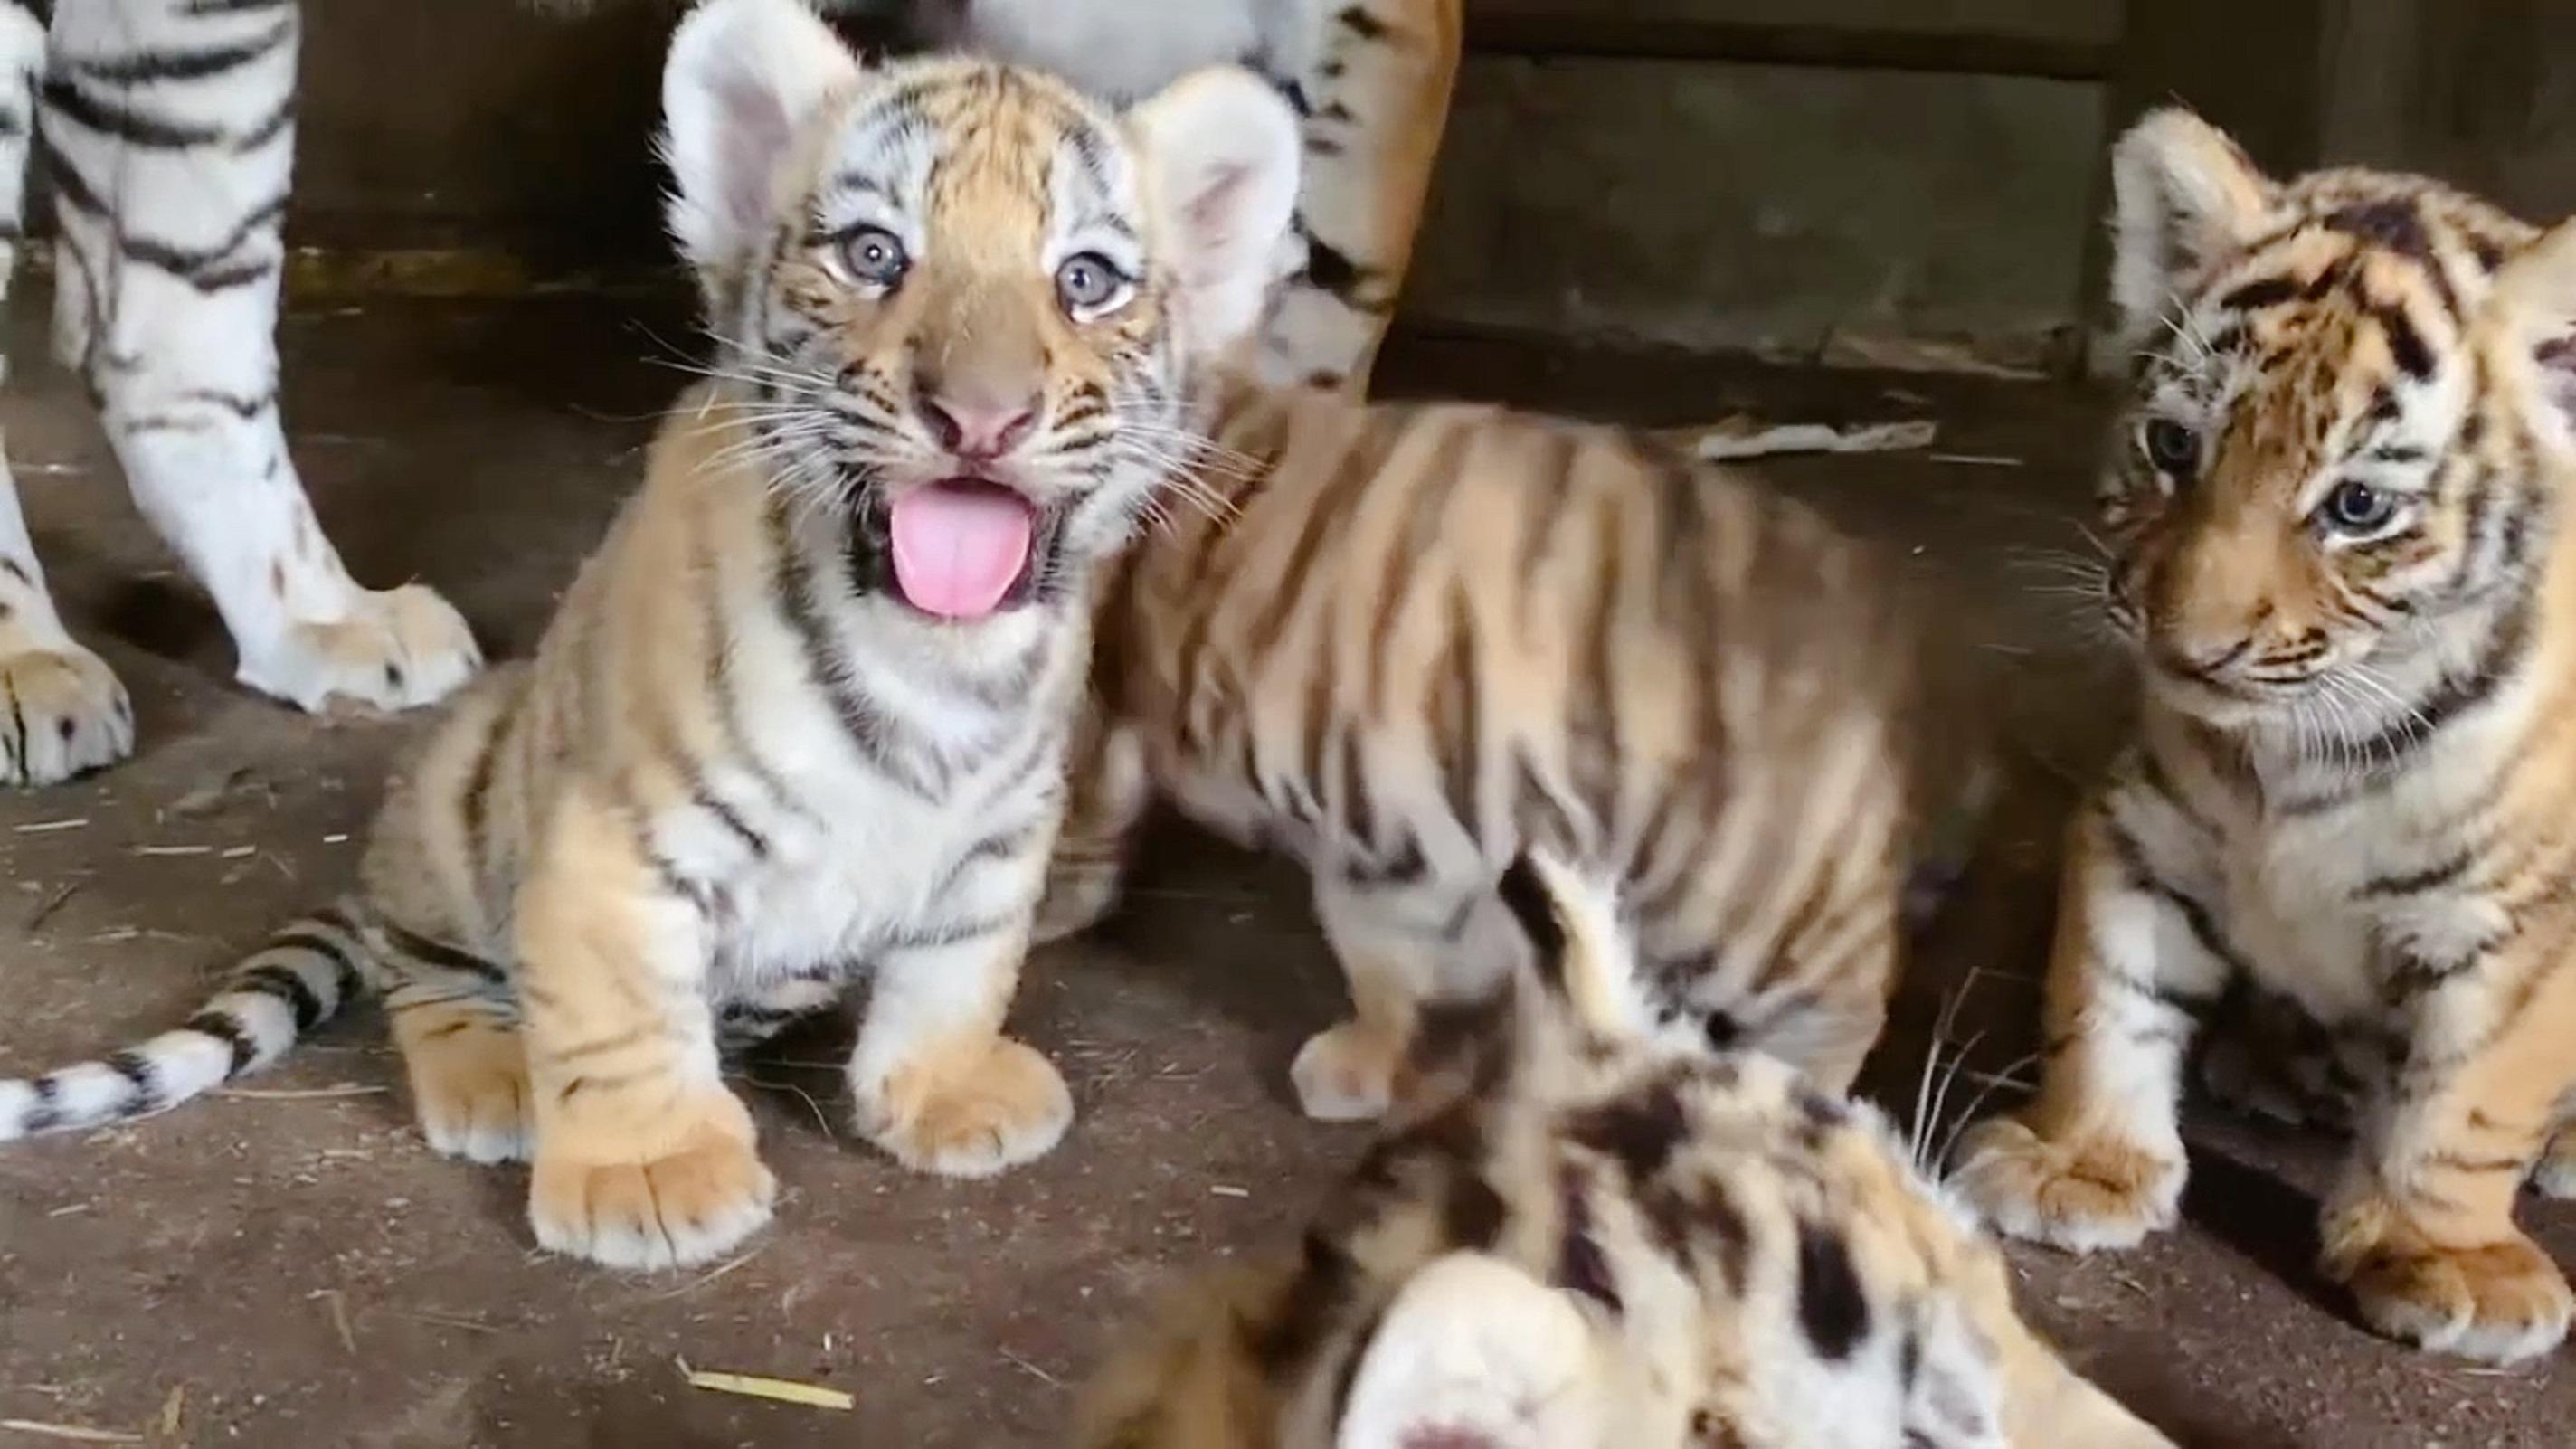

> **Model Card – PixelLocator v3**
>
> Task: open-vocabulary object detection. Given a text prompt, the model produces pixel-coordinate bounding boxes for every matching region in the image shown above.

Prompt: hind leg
[1294,867,1519,1122]
[0,4,130,787]
[42,0,478,713]
[389,984,532,1165]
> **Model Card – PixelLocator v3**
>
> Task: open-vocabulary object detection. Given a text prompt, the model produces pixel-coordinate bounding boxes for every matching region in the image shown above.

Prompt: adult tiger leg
[1257,0,1461,396]
[2317,944,2576,1363]
[41,0,479,715]
[0,2,130,786]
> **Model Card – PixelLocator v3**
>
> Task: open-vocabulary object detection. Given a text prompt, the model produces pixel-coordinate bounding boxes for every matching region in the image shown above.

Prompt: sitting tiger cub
[0,0,1302,1269]
[1037,365,1973,1120]
[1077,850,2176,1449]
[1958,109,2576,1362]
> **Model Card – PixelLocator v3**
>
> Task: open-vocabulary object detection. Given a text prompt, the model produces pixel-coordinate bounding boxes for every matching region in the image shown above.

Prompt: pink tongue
[889,482,1037,620]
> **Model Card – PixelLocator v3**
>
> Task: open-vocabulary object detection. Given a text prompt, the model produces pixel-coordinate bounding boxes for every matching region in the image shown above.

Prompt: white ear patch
[659,0,864,274]
[1337,1253,1605,1449]
[1125,66,1303,359]
[2107,107,2278,351]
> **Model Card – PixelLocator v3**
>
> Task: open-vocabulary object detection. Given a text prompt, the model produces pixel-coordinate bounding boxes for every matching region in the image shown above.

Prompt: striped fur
[1075,849,2175,1449]
[1957,108,2576,1364]
[0,3,1303,1271]
[0,0,482,789]
[1037,369,1983,1122]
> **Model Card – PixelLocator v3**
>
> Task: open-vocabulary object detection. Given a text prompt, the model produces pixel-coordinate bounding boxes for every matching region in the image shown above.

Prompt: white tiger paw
[0,632,135,787]
[1290,1020,1400,1122]
[236,582,481,715]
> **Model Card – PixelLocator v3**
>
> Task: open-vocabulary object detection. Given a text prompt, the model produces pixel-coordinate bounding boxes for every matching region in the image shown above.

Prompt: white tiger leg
[1254,0,1461,394]
[1294,867,1522,1122]
[0,0,129,786]
[41,0,478,714]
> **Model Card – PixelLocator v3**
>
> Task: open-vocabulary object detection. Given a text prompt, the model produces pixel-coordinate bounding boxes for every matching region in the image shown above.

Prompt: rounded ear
[1125,66,1303,360]
[2484,217,2576,434]
[658,0,865,276]
[2107,107,2278,352]
[1335,1253,1605,1449]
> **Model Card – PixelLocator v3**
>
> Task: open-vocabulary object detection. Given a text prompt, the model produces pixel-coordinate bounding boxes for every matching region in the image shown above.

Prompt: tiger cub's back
[1075,375,1976,1104]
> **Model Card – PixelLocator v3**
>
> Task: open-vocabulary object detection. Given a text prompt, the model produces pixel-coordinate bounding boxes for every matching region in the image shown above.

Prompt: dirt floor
[0,293,2568,1448]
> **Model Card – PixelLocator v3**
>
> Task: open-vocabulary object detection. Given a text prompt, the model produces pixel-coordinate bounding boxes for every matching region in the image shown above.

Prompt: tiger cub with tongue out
[0,0,1303,1271]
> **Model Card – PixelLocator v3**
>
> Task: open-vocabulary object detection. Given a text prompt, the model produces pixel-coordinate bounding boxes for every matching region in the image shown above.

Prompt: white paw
[237,583,481,714]
[1290,1022,1397,1122]
[0,635,134,787]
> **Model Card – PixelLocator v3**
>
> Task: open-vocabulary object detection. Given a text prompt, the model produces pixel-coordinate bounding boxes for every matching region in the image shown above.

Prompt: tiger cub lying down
[0,0,1303,1269]
[1077,850,2176,1449]
[1038,365,1975,1119]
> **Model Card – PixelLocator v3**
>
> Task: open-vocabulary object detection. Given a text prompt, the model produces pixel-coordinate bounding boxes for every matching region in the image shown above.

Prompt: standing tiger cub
[0,0,1302,1270]
[1958,109,2576,1362]
[1037,372,1972,1122]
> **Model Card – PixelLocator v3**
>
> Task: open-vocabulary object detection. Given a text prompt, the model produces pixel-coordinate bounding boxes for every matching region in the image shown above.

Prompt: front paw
[0,637,133,787]
[859,1037,1073,1178]
[238,582,481,714]
[1290,1019,1401,1122]
[2321,1204,2572,1363]
[1952,1116,2184,1252]
[528,1115,777,1270]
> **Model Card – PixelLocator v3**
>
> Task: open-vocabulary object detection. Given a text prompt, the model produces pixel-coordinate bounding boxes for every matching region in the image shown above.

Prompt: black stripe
[2372,302,2435,379]
[2323,587,2537,782]
[1795,1220,1870,1361]
[1364,422,1474,721]
[1497,851,1570,998]
[2100,817,2245,988]
[105,1047,160,1101]
[2354,844,2478,899]
[695,531,809,821]
[2219,276,2299,313]
[233,94,295,152]
[184,1010,260,1075]
[263,928,363,1000]
[880,911,1017,953]
[67,17,295,86]
[40,77,224,147]
[181,0,294,13]
[235,963,325,1031]
[378,921,506,984]
[767,497,943,800]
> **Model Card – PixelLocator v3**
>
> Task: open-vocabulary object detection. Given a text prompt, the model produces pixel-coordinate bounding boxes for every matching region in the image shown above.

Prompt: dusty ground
[0,294,2567,1447]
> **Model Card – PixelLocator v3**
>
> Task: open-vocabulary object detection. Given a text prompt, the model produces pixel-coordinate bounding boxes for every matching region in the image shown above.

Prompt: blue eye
[1055,251,1131,315]
[2142,417,2198,478]
[2322,480,2399,535]
[838,226,908,289]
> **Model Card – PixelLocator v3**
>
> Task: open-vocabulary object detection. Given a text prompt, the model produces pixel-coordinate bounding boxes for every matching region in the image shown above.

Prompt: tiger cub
[1957,108,2576,1362]
[0,0,1302,1269]
[1076,850,2176,1449]
[1037,372,1969,1121]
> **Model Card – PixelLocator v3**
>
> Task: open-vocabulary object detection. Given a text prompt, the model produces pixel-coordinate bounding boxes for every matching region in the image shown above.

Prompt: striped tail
[0,905,382,1142]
